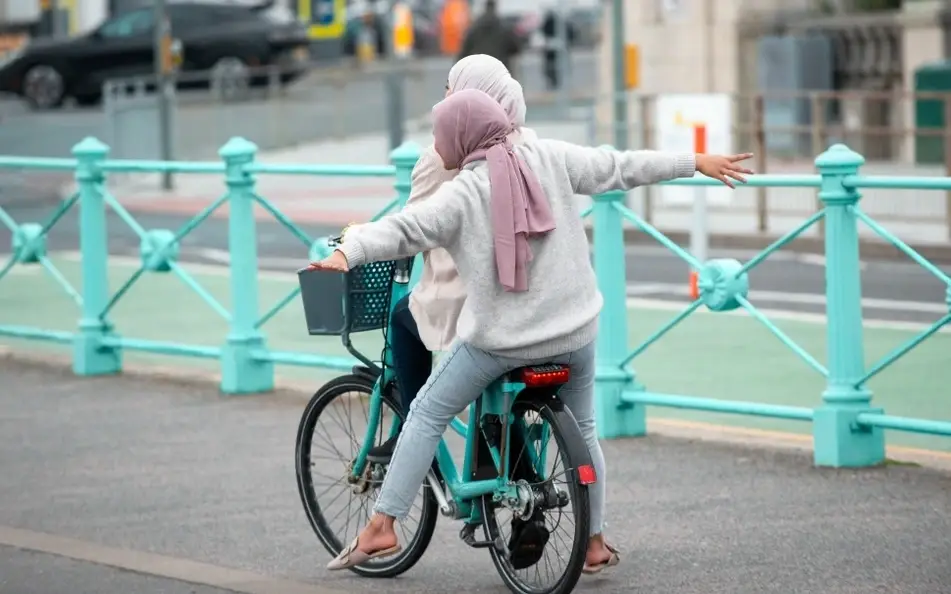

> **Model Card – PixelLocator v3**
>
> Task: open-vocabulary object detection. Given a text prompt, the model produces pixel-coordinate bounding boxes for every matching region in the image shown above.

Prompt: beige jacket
[407,128,535,352]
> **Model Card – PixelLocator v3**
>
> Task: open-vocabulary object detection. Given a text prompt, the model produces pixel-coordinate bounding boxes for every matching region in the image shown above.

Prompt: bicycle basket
[298,260,396,336]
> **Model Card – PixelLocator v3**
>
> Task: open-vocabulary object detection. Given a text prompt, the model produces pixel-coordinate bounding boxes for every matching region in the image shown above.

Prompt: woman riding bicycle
[364,52,627,574]
[311,89,753,573]
[367,53,534,465]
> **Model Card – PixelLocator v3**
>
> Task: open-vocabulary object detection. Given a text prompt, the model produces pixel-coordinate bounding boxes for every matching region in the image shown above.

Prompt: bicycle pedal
[459,524,496,549]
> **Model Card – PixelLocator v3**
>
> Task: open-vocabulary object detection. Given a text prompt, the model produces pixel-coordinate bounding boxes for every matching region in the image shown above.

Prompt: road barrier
[1,138,949,467]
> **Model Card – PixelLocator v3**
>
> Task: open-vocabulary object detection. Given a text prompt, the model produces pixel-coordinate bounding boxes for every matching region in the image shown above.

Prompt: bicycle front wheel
[295,373,439,578]
[480,398,591,594]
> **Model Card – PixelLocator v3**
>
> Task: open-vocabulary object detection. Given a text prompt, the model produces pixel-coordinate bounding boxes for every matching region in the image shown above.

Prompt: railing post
[72,137,122,376]
[591,179,643,439]
[390,141,419,208]
[219,137,273,394]
[390,141,422,285]
[813,144,884,467]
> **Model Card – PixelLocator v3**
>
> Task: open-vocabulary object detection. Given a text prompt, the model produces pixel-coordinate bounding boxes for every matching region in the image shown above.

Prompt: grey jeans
[374,339,606,537]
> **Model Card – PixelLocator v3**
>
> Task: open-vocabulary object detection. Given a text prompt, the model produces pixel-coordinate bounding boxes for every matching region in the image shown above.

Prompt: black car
[0,1,310,109]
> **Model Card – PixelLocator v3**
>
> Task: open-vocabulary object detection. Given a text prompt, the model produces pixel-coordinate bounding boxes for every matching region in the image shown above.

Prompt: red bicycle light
[576,464,597,485]
[518,365,571,388]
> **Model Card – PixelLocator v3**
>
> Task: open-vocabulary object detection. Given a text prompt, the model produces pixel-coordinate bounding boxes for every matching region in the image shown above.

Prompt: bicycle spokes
[499,410,577,590]
[306,388,425,553]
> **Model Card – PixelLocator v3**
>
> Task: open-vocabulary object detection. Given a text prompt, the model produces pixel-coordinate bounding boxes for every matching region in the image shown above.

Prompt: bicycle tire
[480,398,590,594]
[295,373,439,578]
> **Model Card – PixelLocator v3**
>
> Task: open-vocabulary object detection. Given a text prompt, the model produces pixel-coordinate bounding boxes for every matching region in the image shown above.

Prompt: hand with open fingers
[307,250,350,272]
[696,153,755,189]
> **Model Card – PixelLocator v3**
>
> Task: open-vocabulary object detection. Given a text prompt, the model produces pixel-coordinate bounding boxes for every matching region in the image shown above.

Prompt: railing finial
[218,137,258,160]
[72,136,110,157]
[814,143,865,172]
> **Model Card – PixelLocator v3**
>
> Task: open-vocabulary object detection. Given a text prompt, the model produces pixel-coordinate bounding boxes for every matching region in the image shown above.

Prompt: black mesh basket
[298,260,397,336]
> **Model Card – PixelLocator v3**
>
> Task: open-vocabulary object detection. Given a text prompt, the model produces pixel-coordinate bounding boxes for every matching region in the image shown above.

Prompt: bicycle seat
[512,364,571,388]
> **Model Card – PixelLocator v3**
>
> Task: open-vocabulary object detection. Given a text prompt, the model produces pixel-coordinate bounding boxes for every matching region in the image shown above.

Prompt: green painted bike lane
[2,256,949,452]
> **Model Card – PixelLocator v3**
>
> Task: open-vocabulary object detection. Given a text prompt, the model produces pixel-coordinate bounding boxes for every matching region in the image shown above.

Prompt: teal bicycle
[294,239,598,594]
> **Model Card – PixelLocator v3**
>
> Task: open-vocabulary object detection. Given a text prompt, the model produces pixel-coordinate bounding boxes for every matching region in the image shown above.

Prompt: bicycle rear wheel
[295,373,439,578]
[480,398,590,594]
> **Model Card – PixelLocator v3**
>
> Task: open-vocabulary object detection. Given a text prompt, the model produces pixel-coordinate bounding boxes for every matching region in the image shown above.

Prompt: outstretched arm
[544,139,753,196]
[311,181,465,272]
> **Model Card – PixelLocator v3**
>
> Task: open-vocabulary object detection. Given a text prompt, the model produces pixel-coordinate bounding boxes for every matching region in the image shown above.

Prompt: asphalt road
[1,201,947,325]
[0,50,597,160]
[1,360,949,594]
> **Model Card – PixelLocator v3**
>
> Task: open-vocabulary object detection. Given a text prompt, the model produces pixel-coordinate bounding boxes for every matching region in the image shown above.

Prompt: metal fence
[97,49,599,160]
[0,136,949,467]
[102,60,448,161]
[566,89,951,242]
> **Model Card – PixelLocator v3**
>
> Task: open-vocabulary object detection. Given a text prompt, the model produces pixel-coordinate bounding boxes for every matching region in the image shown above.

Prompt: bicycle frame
[348,255,549,524]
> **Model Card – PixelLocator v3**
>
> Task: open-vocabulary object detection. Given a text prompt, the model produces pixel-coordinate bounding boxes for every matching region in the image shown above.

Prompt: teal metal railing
[0,138,949,467]
[0,137,416,391]
[591,144,951,467]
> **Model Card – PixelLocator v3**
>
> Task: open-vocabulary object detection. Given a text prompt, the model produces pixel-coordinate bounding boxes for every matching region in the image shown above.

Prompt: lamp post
[610,0,627,149]
[153,0,174,189]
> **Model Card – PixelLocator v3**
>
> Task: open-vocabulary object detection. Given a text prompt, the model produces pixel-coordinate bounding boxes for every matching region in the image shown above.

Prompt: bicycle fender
[520,389,595,485]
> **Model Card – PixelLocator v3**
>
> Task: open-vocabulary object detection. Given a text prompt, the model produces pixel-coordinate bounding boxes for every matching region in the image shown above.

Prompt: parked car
[0,1,311,109]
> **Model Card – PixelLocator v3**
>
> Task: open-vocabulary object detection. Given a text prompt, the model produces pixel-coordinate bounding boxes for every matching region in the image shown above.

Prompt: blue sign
[300,0,344,38]
[312,0,335,26]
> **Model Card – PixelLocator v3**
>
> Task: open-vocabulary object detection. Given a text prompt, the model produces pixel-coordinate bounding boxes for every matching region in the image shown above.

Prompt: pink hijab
[432,89,555,292]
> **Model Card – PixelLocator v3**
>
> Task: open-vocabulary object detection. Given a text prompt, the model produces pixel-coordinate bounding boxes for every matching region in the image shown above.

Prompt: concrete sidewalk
[1,358,950,594]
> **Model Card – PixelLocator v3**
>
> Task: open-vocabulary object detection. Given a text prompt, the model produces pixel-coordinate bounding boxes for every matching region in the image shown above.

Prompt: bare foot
[585,538,613,567]
[326,514,402,570]
[582,534,620,574]
[356,514,399,554]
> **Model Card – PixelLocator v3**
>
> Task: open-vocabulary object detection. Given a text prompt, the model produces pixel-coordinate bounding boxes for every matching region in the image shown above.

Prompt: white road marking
[0,525,344,594]
[46,251,947,332]
[197,247,231,264]
[626,283,947,313]
[196,248,308,271]
[6,266,40,276]
[623,244,868,269]
[625,297,950,333]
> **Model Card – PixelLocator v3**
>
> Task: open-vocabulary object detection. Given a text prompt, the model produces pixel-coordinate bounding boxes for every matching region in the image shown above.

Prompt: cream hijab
[446,54,529,131]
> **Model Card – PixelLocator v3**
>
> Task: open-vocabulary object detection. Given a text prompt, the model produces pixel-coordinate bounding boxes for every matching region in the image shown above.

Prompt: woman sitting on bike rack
[311,88,754,572]
[367,54,536,465]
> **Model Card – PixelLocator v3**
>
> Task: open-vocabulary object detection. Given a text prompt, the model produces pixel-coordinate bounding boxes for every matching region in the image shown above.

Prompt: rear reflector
[518,365,571,388]
[576,464,597,485]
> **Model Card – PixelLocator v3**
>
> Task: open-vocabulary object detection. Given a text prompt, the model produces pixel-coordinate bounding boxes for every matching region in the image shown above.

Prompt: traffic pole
[153,0,174,190]
[688,123,708,300]
[610,0,627,149]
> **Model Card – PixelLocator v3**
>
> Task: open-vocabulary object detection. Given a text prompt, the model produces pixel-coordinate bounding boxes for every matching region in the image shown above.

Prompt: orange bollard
[688,270,699,300]
[693,124,707,154]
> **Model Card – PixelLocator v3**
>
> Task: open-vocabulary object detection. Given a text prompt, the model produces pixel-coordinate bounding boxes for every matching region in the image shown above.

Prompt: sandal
[582,543,620,575]
[326,536,402,570]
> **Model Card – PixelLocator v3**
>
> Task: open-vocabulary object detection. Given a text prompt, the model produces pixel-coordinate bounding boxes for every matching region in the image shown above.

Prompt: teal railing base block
[595,370,646,439]
[72,330,122,376]
[220,336,274,394]
[597,397,646,439]
[812,404,886,467]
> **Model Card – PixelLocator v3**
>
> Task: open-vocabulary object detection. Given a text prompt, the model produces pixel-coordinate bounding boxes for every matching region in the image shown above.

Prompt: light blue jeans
[374,339,606,536]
